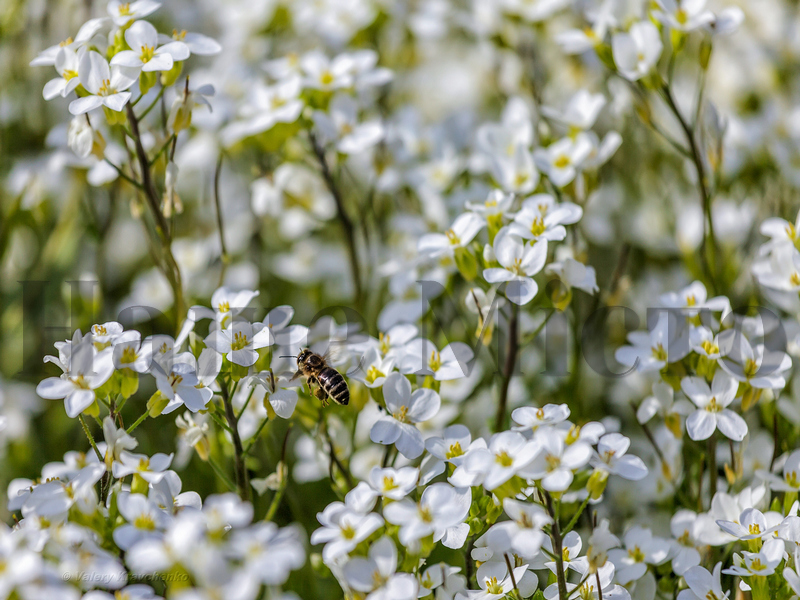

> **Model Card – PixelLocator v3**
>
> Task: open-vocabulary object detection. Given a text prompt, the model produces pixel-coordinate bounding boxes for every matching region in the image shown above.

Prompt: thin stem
[209,409,233,435]
[136,86,165,121]
[660,83,718,293]
[708,434,717,506]
[221,383,250,501]
[79,414,104,462]
[208,456,237,492]
[544,491,569,600]
[126,410,149,434]
[264,425,292,521]
[126,103,186,330]
[308,131,363,306]
[104,159,145,191]
[243,416,270,455]
[213,153,229,287]
[563,494,592,534]
[495,302,519,432]
[148,134,176,167]
[595,571,604,600]
[503,554,519,595]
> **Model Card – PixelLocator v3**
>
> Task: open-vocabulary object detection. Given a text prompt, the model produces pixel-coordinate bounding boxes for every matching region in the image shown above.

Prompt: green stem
[495,302,519,432]
[243,416,269,455]
[563,494,592,534]
[104,159,146,191]
[221,383,250,501]
[544,491,569,600]
[137,86,165,121]
[126,410,149,434]
[148,133,177,167]
[79,414,103,461]
[208,456,237,492]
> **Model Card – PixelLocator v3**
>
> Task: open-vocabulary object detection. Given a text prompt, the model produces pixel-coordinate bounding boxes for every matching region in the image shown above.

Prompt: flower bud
[587,468,608,500]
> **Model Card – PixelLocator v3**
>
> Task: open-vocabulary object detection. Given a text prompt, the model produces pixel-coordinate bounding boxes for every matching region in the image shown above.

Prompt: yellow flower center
[686,294,697,306]
[71,374,90,390]
[786,470,799,488]
[628,545,645,563]
[495,450,514,467]
[120,346,138,364]
[748,523,762,535]
[706,397,722,413]
[676,8,688,24]
[118,2,132,16]
[134,514,156,530]
[445,229,460,246]
[319,70,334,86]
[231,331,249,351]
[137,458,150,471]
[792,272,800,287]
[651,343,667,362]
[749,558,766,572]
[172,29,187,40]
[530,217,546,237]
[366,365,385,384]
[419,505,434,523]
[139,45,155,63]
[744,358,759,379]
[553,154,570,169]
[382,476,397,491]
[429,350,442,372]
[446,441,464,459]
[379,332,390,355]
[218,301,230,313]
[545,453,560,471]
[701,340,719,355]
[340,523,356,540]
[98,78,116,96]
[485,577,504,595]
[393,405,409,423]
[63,69,78,81]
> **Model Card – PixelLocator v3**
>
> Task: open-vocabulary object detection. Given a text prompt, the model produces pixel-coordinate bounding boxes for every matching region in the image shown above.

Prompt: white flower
[681,371,747,441]
[43,47,81,100]
[343,537,419,600]
[425,424,472,466]
[534,135,593,187]
[491,143,540,194]
[717,332,791,390]
[313,94,384,155]
[669,510,702,575]
[112,331,154,373]
[654,0,715,32]
[722,538,784,580]
[159,29,221,56]
[507,194,583,243]
[615,312,690,373]
[520,430,592,492]
[251,370,299,419]
[370,372,441,459]
[310,504,384,563]
[384,483,470,551]
[112,451,173,483]
[153,361,213,414]
[511,403,570,431]
[399,339,474,381]
[113,492,170,550]
[227,522,306,586]
[351,346,396,388]
[716,507,779,541]
[545,258,599,294]
[36,335,114,418]
[541,90,606,131]
[591,433,648,481]
[611,22,663,81]
[483,230,548,305]
[659,281,730,314]
[221,78,304,146]
[102,415,137,467]
[301,50,354,90]
[111,21,189,73]
[205,321,270,367]
[462,431,539,490]
[367,466,419,500]
[757,449,800,492]
[608,527,670,584]
[418,212,485,260]
[483,498,552,557]
[69,51,137,115]
[107,0,161,26]
[474,561,530,600]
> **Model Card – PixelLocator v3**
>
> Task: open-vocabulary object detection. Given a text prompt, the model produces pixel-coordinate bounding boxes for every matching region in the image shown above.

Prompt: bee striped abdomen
[317,367,349,405]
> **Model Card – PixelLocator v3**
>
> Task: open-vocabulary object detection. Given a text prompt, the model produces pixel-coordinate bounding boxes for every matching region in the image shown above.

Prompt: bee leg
[314,386,329,406]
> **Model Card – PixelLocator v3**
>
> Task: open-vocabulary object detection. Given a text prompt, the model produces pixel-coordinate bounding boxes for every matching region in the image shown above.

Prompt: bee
[283,349,349,406]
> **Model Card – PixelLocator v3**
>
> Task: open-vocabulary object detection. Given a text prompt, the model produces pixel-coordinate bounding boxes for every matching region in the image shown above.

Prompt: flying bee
[282,349,349,406]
